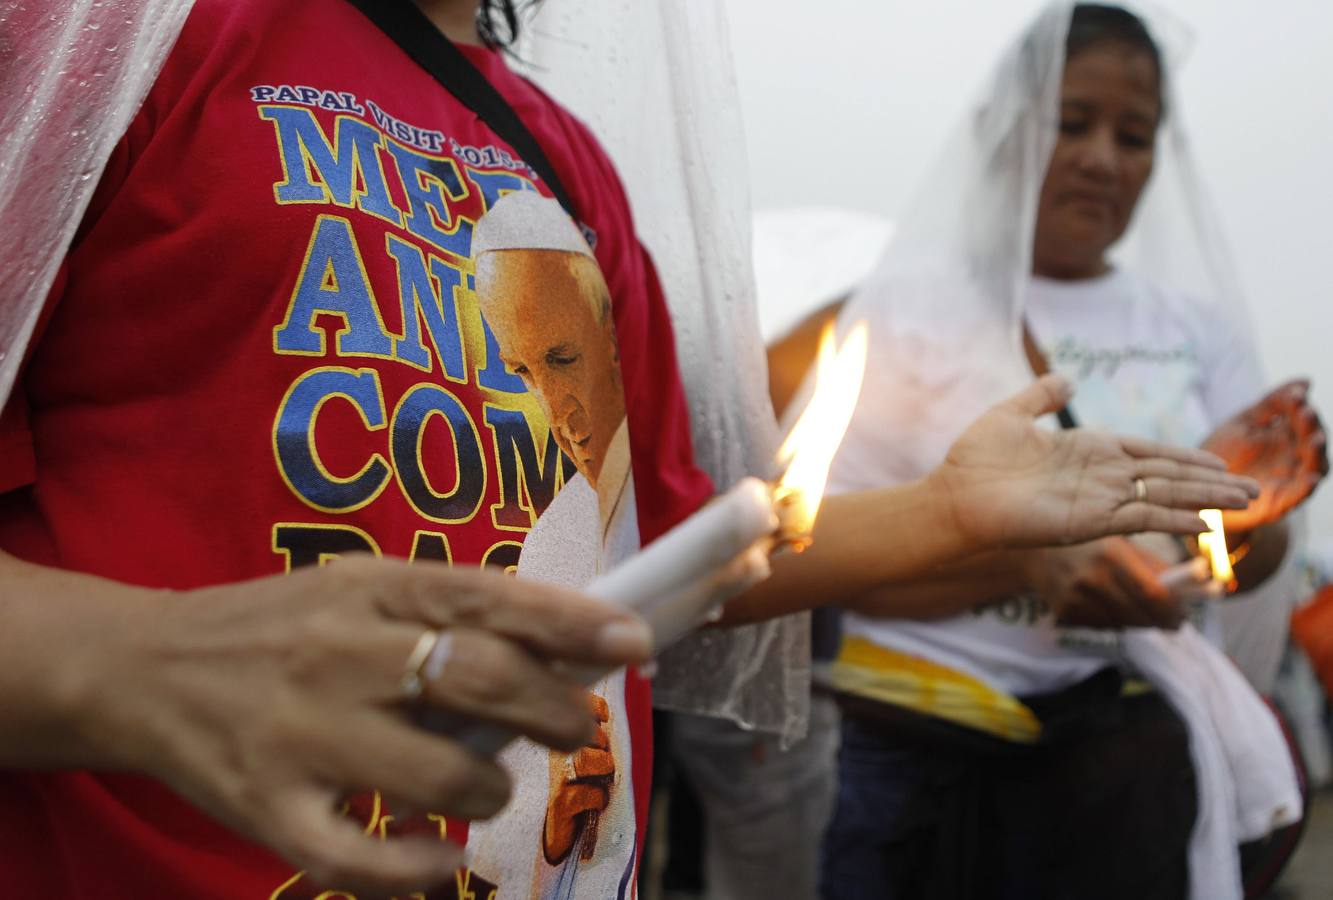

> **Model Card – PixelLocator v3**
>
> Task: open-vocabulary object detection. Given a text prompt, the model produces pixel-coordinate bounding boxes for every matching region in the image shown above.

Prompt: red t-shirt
[0,0,712,896]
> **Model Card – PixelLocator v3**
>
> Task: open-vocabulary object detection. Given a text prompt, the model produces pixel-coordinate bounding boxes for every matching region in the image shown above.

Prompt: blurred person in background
[812,4,1326,899]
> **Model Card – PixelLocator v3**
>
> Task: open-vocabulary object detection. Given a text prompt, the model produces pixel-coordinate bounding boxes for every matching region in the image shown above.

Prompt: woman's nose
[1074,126,1118,178]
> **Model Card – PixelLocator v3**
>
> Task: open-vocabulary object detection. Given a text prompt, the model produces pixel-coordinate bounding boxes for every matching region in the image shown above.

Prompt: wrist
[919,468,986,559]
[62,588,179,773]
[0,555,175,772]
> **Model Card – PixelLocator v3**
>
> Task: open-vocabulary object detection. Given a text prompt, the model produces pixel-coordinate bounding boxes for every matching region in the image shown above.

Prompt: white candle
[431,477,781,755]
[1158,556,1223,599]
[1197,508,1235,586]
[1158,508,1235,600]
[431,324,868,754]
[585,475,778,644]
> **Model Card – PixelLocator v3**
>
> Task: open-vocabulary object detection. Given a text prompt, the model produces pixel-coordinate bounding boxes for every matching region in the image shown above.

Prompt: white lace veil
[829,1,1259,502]
[515,2,808,742]
[0,1,807,741]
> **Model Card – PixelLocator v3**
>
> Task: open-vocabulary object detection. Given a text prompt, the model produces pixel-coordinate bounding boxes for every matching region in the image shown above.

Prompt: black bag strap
[343,0,578,220]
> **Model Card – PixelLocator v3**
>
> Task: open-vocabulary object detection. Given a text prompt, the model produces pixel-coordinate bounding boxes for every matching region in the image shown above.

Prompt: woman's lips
[1062,190,1115,214]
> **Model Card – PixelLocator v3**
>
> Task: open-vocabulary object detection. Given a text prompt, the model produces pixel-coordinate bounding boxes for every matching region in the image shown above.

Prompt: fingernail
[598,619,653,660]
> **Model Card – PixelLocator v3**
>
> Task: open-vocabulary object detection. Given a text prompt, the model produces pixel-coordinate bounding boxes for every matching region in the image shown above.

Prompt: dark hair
[1068,5,1162,75]
[477,0,537,50]
[1067,4,1164,115]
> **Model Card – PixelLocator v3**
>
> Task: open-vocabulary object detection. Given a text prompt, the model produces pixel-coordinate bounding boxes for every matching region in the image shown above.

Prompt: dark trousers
[820,671,1197,900]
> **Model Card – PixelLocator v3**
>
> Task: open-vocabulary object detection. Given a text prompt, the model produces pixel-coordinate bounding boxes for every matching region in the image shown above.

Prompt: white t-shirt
[839,267,1266,697]
[1028,269,1261,446]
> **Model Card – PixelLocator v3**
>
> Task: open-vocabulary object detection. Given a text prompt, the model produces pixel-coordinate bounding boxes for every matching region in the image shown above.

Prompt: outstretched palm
[931,376,1260,548]
[1201,379,1328,533]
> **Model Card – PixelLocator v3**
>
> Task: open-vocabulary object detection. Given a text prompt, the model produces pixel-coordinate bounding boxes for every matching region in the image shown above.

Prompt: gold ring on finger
[399,628,441,702]
[1133,477,1148,503]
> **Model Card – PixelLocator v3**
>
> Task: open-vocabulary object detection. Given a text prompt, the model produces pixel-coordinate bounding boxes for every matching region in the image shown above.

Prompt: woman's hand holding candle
[1024,537,1187,630]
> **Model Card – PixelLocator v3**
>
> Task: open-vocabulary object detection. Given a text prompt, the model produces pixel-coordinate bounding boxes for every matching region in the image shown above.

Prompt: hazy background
[729,0,1333,547]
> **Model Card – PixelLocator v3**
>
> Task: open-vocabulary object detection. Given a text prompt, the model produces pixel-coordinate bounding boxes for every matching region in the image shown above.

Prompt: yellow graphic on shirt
[253,85,636,900]
[829,635,1041,743]
[262,101,571,562]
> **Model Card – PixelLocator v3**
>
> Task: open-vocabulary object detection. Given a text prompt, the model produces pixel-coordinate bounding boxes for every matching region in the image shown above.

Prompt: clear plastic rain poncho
[0,1,808,741]
[0,0,195,407]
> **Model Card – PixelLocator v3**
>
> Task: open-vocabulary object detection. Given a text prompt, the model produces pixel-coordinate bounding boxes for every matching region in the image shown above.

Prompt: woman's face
[1032,42,1161,279]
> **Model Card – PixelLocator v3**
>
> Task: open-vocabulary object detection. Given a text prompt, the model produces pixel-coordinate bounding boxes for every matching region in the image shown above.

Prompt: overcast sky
[729,0,1333,547]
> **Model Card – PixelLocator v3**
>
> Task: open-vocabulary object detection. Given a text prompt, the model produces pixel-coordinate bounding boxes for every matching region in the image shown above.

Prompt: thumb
[1001,375,1074,420]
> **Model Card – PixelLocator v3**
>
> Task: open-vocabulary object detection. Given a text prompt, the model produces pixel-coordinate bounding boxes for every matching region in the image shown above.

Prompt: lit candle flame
[773,323,869,544]
[1197,508,1235,588]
